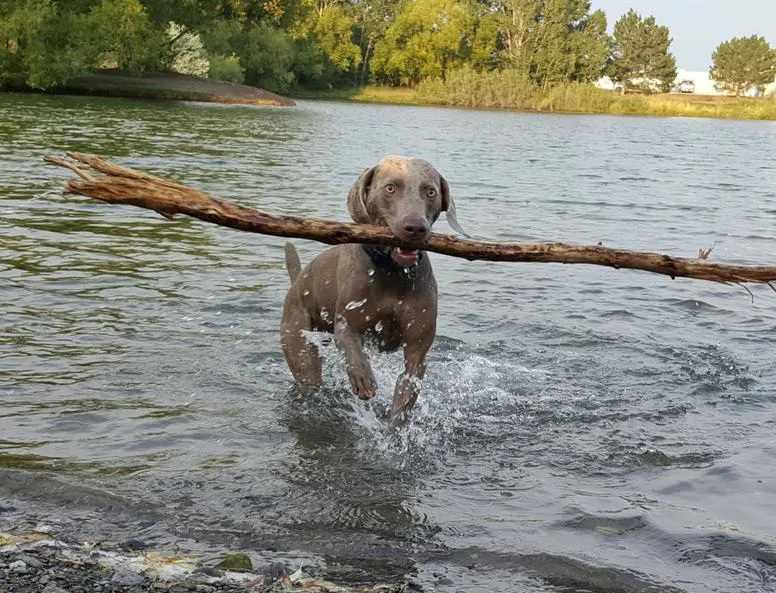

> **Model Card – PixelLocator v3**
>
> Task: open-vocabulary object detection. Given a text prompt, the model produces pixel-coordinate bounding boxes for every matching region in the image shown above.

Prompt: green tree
[0,0,96,88]
[371,0,477,86]
[0,0,172,88]
[88,0,168,72]
[491,0,539,71]
[349,0,397,83]
[526,0,609,89]
[312,4,361,72]
[468,8,500,71]
[569,7,610,83]
[484,0,608,88]
[610,9,676,94]
[232,23,297,91]
[710,35,776,96]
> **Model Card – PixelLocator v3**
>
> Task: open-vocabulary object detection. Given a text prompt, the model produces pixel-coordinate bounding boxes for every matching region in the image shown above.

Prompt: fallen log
[43,152,776,287]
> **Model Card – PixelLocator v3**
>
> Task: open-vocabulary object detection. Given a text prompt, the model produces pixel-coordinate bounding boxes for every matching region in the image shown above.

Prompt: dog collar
[361,245,423,279]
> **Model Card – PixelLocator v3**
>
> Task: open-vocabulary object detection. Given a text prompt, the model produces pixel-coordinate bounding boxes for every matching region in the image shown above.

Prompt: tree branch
[43,152,776,286]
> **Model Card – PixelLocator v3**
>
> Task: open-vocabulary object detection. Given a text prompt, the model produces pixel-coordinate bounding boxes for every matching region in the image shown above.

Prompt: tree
[610,9,677,94]
[311,4,361,72]
[526,0,609,89]
[167,22,209,77]
[0,0,98,88]
[349,0,397,84]
[710,35,776,96]
[88,0,168,73]
[569,7,610,83]
[484,0,608,89]
[0,0,172,88]
[491,0,540,72]
[371,0,477,86]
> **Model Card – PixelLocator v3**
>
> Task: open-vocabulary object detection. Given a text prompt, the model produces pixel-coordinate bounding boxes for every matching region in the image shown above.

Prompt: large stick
[43,152,776,286]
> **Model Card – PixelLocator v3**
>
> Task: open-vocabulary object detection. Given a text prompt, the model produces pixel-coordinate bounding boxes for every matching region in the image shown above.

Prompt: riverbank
[0,528,406,593]
[6,71,773,119]
[0,71,295,107]
[296,83,776,120]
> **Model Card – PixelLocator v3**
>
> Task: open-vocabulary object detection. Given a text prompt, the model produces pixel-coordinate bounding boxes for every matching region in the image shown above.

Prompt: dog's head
[347,157,465,265]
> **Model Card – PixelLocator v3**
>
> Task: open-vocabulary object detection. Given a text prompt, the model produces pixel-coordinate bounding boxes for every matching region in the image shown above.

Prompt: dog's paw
[347,363,378,400]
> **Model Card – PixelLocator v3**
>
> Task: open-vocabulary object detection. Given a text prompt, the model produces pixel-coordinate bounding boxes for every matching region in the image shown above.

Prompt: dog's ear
[439,173,468,237]
[347,166,376,224]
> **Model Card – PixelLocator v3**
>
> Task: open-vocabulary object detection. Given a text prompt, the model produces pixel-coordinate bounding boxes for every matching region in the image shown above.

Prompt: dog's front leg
[334,314,377,399]
[389,340,431,428]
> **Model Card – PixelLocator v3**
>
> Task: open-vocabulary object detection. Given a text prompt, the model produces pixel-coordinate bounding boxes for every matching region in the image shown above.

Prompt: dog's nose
[402,220,429,237]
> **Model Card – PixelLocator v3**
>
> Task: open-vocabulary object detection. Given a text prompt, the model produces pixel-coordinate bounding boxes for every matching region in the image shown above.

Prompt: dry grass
[320,70,776,121]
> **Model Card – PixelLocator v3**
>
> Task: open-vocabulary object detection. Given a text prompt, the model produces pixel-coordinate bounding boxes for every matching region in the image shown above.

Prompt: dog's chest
[365,315,404,352]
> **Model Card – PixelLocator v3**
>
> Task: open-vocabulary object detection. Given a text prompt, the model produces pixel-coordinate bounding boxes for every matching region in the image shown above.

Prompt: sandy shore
[2,70,295,107]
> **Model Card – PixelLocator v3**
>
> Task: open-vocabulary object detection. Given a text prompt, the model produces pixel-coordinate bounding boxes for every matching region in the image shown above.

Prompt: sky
[591,0,776,72]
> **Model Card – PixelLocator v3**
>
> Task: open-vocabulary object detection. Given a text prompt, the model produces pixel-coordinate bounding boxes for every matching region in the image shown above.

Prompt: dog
[280,156,464,426]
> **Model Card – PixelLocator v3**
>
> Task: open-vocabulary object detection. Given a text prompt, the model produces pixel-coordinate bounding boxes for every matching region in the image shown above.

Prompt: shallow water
[2,93,776,592]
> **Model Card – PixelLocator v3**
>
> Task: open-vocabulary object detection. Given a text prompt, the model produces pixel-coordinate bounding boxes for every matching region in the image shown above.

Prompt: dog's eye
[426,187,437,198]
[385,183,396,194]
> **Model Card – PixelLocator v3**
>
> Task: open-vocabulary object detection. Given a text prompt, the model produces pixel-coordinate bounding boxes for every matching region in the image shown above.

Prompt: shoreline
[3,71,775,120]
[1,71,295,107]
[0,527,406,593]
[292,86,776,121]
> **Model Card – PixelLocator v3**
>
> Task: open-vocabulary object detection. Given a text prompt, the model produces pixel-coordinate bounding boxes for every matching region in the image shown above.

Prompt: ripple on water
[4,96,776,592]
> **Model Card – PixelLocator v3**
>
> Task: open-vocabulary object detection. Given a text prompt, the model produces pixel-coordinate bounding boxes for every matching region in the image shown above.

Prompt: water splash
[345,299,368,311]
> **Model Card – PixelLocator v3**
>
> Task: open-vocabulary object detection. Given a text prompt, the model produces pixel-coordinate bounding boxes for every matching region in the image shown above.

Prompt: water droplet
[345,298,368,310]
[365,315,371,321]
[375,321,384,332]
[303,290,310,296]
[367,269,375,276]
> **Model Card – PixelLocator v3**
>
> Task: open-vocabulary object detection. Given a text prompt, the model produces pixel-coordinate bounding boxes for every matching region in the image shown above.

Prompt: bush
[208,54,244,83]
[235,24,296,92]
[168,22,209,77]
[539,83,616,112]
[417,66,539,109]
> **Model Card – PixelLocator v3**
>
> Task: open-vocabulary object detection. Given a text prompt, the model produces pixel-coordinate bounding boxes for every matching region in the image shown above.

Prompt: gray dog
[281,156,464,426]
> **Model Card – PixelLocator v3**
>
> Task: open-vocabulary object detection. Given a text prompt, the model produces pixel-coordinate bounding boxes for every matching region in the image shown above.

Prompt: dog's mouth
[391,247,419,267]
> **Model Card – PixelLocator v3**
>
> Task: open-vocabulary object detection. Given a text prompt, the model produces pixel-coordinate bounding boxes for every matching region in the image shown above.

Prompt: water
[2,92,776,592]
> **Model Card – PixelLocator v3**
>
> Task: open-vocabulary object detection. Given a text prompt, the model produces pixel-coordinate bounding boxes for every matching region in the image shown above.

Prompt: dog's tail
[284,242,302,283]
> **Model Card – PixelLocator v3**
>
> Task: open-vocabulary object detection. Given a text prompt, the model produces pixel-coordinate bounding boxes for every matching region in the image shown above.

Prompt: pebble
[42,583,71,593]
[121,538,148,551]
[10,559,29,574]
[110,568,146,587]
[19,553,44,568]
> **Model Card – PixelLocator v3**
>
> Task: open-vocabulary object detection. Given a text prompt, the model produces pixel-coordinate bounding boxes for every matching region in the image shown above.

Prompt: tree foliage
[372,0,477,86]
[610,9,677,94]
[8,0,755,99]
[710,35,776,96]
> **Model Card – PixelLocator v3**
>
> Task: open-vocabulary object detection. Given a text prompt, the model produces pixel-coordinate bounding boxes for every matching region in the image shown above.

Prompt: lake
[2,92,776,592]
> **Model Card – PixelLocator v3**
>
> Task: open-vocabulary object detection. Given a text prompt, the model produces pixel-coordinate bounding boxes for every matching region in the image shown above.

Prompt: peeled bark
[43,152,776,287]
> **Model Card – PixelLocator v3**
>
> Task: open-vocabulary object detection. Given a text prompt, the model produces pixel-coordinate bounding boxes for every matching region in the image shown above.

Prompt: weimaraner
[280,156,465,426]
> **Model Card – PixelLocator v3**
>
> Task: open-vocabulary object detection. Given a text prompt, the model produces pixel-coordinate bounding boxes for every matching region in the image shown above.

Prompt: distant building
[597,70,776,97]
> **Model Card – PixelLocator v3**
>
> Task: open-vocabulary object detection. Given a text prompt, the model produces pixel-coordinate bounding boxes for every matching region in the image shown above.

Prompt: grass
[295,69,776,121]
[290,85,420,105]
